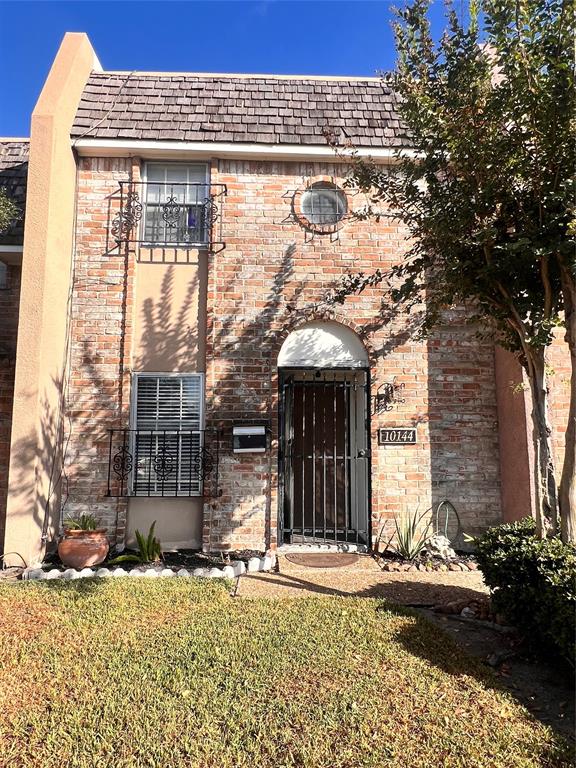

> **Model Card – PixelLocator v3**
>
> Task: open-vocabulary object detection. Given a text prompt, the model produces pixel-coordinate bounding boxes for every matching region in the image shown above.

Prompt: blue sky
[0,1,449,136]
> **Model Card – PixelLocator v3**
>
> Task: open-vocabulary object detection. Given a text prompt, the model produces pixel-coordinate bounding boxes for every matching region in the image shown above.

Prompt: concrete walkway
[237,555,488,604]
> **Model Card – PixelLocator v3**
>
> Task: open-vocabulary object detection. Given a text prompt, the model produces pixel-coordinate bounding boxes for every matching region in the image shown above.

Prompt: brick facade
[0,264,21,550]
[63,155,507,551]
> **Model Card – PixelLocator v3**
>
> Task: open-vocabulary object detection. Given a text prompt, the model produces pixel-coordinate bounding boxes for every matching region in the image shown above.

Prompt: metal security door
[279,369,370,545]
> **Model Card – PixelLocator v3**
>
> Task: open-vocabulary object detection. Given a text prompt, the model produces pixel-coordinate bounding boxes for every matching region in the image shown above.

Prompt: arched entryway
[277,321,371,547]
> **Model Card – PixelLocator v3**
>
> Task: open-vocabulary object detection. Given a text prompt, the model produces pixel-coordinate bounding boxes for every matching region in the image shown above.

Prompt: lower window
[131,373,204,496]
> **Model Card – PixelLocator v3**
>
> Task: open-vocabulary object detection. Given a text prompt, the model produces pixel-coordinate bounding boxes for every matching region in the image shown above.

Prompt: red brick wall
[64,157,135,540]
[204,159,502,550]
[65,156,504,551]
[0,264,21,551]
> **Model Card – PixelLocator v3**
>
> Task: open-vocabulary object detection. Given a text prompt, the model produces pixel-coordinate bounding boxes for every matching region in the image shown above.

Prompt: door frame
[277,366,372,547]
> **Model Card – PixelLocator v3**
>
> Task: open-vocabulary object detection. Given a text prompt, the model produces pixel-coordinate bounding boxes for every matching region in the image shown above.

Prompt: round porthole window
[299,182,348,232]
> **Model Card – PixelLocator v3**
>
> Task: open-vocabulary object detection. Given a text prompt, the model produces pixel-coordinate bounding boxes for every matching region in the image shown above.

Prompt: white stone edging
[22,555,275,582]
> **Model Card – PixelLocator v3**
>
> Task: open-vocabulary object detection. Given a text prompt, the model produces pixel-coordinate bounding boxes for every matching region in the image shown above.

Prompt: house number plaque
[378,428,417,445]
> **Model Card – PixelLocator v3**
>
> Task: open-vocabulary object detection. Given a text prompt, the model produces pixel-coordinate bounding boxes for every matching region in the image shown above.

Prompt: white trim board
[73,138,417,163]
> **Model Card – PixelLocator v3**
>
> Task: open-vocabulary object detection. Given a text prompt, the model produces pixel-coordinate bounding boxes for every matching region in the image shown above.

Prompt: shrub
[475,518,576,665]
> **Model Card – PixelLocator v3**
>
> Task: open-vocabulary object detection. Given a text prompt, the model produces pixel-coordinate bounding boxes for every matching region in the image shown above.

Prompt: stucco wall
[3,33,98,566]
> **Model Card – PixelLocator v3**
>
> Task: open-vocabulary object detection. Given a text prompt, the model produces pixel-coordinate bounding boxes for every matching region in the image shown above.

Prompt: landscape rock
[96,568,112,578]
[111,568,127,578]
[247,557,261,573]
[425,534,456,560]
[176,569,190,578]
[231,561,246,576]
[24,568,43,580]
[221,566,236,579]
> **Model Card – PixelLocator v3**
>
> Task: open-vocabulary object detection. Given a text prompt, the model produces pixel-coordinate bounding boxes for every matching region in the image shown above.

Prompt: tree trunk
[525,346,558,537]
[559,265,576,544]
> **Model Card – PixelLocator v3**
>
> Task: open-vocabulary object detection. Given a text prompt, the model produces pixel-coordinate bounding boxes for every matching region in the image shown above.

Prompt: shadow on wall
[3,374,65,565]
[62,257,204,544]
[426,321,502,541]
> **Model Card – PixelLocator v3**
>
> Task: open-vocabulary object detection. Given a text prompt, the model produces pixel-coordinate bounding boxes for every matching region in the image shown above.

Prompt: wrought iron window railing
[112,181,227,251]
[106,428,220,498]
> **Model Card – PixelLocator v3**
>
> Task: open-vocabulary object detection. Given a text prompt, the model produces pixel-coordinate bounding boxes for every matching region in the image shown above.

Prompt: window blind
[132,374,204,496]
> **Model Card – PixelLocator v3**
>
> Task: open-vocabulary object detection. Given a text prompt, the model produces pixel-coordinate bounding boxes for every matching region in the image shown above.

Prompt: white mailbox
[232,425,267,453]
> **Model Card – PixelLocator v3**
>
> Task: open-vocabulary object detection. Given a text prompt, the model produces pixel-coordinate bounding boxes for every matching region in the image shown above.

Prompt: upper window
[300,182,348,228]
[143,163,209,246]
[131,373,204,496]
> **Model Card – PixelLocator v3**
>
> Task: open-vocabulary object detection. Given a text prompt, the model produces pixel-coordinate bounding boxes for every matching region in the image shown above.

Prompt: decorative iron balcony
[106,428,220,498]
[112,181,227,252]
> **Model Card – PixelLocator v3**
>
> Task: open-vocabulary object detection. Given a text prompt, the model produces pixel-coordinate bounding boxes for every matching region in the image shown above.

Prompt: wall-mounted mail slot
[232,425,267,453]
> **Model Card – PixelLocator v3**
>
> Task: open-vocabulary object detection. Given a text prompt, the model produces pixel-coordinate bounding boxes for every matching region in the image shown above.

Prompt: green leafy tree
[330,0,575,541]
[0,187,19,233]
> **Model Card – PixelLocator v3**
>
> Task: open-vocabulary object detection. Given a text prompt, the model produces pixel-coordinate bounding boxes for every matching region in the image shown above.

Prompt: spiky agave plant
[108,521,162,565]
[386,508,435,561]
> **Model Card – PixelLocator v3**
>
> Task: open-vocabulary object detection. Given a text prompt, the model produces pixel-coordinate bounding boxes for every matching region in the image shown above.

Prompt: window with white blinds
[132,374,204,496]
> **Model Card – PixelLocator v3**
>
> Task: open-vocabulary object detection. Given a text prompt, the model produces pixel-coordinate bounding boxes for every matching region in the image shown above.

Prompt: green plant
[474,518,576,665]
[384,508,434,561]
[64,514,99,531]
[0,188,19,234]
[108,521,162,565]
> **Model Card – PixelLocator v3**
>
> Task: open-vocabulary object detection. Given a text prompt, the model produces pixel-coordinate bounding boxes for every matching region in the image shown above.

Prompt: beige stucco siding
[3,34,99,566]
[127,253,208,549]
[132,254,207,373]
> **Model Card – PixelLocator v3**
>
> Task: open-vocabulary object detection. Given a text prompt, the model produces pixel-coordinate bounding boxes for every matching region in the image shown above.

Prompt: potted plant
[58,514,109,569]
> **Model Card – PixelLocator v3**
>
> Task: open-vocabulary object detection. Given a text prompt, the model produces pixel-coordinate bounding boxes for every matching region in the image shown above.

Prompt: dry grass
[0,578,571,768]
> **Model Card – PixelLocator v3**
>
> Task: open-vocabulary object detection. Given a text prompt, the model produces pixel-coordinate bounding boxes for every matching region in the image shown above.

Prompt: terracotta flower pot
[58,529,109,569]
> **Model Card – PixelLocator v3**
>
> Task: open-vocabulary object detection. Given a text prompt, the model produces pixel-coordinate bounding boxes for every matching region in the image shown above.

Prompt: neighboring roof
[0,139,29,246]
[71,72,407,147]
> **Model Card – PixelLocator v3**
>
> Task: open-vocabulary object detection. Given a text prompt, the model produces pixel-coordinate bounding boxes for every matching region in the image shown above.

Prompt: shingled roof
[71,72,407,147]
[0,139,29,246]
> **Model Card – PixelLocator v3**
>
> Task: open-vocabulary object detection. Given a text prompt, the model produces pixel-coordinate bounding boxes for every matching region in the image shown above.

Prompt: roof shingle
[71,72,408,147]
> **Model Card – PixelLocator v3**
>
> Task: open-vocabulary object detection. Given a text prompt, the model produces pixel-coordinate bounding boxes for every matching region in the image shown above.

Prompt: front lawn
[0,579,571,768]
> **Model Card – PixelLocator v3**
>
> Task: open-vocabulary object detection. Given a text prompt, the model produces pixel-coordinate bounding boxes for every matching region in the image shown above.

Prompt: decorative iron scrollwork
[375,379,406,413]
[153,445,175,480]
[112,190,143,242]
[112,444,133,479]
[191,447,215,482]
[203,197,218,229]
[161,196,182,228]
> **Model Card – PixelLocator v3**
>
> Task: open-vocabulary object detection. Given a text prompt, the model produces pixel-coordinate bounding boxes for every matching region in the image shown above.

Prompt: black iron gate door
[280,369,370,545]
